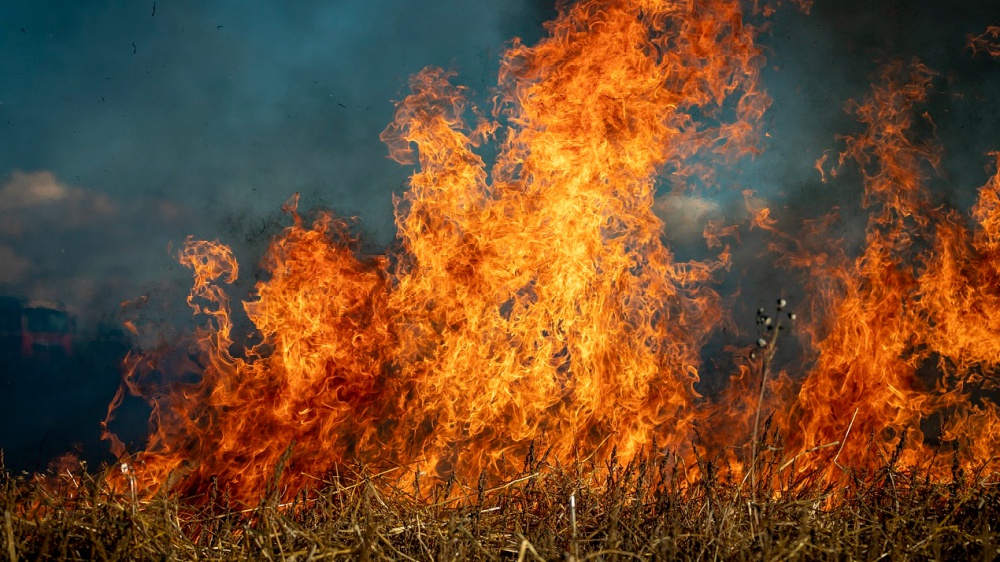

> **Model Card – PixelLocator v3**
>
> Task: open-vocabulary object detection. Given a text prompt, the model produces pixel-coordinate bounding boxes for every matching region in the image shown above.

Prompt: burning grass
[7,1,1000,558]
[3,441,999,561]
[91,0,1000,508]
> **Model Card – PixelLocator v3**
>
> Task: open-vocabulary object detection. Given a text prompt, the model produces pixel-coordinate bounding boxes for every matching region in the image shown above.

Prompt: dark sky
[1,0,1000,324]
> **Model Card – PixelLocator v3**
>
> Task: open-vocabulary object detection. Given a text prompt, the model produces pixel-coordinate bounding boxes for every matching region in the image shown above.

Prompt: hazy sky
[3,0,1000,473]
[0,0,555,319]
[1,0,1000,324]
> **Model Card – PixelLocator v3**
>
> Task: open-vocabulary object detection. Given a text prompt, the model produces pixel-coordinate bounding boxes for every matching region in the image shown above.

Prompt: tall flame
[105,0,769,502]
[102,2,1000,505]
[777,62,1000,479]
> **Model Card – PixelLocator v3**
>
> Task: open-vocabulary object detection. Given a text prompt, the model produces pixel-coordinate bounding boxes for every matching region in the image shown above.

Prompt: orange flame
[777,62,1000,480]
[105,0,771,503]
[102,3,1000,505]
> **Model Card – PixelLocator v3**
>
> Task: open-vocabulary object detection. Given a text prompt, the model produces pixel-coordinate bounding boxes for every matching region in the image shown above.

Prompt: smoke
[753,0,1000,220]
[0,0,562,310]
[5,0,996,317]
[696,0,1000,321]
[0,170,195,322]
[2,0,1000,471]
[0,0,557,472]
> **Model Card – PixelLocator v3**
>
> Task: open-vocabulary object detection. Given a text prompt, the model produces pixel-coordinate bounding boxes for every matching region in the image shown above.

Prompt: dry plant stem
[570,491,579,561]
[833,408,861,470]
[516,536,544,562]
[4,509,15,562]
[750,316,782,493]
[778,442,840,473]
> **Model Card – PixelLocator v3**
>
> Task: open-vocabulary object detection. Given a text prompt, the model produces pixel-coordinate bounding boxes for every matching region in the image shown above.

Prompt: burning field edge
[7,0,1000,558]
[2,441,999,561]
[93,0,1000,507]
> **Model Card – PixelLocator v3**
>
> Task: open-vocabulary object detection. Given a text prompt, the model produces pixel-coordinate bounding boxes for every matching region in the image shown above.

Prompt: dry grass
[2,438,999,562]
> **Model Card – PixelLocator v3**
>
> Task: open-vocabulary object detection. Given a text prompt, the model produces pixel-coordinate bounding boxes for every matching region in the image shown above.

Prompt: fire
[777,62,1000,480]
[101,0,1000,505]
[105,0,767,502]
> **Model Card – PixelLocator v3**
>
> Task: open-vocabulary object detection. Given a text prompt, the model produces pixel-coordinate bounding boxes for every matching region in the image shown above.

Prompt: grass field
[3,438,998,561]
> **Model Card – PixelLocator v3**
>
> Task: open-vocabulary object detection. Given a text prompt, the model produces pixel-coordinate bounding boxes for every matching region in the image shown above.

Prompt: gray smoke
[2,0,1000,470]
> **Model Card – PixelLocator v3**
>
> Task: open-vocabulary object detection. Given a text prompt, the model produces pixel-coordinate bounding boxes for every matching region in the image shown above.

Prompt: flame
[777,62,1000,479]
[102,2,1000,505]
[105,0,770,503]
